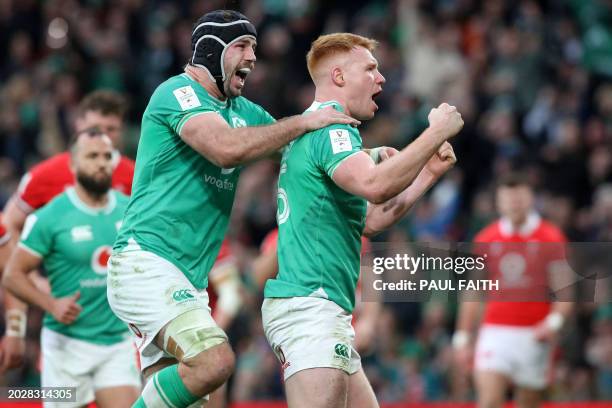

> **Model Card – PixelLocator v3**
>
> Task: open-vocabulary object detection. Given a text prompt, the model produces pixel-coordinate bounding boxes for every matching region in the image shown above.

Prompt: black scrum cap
[191,10,257,96]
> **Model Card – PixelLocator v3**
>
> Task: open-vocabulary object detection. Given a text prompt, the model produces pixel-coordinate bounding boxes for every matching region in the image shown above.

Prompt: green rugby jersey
[114,73,275,289]
[20,188,129,345]
[264,101,367,312]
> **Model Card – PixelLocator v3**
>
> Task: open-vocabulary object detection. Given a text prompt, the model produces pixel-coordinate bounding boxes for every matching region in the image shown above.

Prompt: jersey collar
[66,187,117,216]
[499,211,541,237]
[306,100,344,113]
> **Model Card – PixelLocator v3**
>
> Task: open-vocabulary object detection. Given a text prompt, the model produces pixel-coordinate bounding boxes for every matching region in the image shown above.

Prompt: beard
[223,80,237,98]
[76,171,112,198]
[223,62,253,97]
[224,75,242,98]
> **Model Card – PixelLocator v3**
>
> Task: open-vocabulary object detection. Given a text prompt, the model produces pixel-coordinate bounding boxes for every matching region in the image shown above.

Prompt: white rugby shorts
[41,328,141,408]
[475,324,553,389]
[262,296,361,380]
[107,239,224,370]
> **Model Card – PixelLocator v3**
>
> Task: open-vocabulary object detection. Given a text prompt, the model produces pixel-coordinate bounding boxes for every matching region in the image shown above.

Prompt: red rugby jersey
[15,151,134,213]
[474,213,567,326]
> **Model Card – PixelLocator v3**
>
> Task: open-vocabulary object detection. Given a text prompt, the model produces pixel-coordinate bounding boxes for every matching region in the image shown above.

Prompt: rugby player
[262,33,463,408]
[0,91,135,369]
[107,10,359,408]
[453,173,573,408]
[2,131,140,408]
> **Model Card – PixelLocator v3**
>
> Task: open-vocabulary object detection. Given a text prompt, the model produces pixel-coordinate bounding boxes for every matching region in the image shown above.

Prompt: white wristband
[545,312,564,332]
[5,309,27,338]
[452,330,470,349]
[216,277,243,318]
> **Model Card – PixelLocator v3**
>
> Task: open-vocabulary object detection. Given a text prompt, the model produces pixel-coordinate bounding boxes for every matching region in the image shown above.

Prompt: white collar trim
[66,187,116,216]
[306,100,342,112]
[499,212,541,237]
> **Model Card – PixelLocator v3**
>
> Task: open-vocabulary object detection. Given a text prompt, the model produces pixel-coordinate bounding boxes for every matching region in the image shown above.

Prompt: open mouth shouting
[234,67,251,88]
[371,89,382,110]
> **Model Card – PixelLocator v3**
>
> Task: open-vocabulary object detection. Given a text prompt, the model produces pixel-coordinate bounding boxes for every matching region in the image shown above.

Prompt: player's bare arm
[353,301,381,353]
[2,198,55,371]
[180,106,360,168]
[3,197,28,234]
[0,211,30,372]
[2,197,31,302]
[363,142,456,236]
[3,248,81,324]
[3,199,42,286]
[252,250,279,289]
[533,256,575,341]
[533,302,573,342]
[450,300,482,373]
[209,259,243,331]
[0,293,27,372]
[0,234,27,372]
[332,103,462,205]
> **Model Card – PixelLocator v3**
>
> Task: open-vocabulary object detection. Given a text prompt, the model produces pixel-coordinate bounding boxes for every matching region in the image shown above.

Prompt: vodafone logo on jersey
[91,245,112,275]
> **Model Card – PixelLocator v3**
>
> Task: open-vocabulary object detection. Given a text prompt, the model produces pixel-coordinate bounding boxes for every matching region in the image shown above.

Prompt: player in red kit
[453,173,573,408]
[5,90,134,227]
[0,90,134,371]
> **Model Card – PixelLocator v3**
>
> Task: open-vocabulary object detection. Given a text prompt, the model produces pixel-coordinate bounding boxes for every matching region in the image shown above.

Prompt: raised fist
[428,103,464,139]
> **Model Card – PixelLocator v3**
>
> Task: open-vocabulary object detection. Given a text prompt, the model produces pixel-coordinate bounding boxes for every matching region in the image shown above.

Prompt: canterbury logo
[172,289,195,302]
[334,343,349,359]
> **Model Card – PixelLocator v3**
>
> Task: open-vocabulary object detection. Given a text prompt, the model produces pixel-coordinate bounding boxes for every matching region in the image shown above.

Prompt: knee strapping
[163,309,227,361]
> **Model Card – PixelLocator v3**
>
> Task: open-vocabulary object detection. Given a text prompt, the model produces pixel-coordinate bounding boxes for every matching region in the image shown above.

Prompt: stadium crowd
[0,0,611,403]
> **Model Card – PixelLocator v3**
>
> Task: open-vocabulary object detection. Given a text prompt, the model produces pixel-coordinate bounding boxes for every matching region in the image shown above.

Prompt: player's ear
[331,66,345,87]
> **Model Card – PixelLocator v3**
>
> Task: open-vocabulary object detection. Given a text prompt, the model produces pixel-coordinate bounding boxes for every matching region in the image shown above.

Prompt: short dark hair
[76,90,127,119]
[497,171,532,190]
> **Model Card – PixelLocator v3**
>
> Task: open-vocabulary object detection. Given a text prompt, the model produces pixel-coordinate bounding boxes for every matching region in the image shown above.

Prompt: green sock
[135,364,199,408]
[131,397,147,408]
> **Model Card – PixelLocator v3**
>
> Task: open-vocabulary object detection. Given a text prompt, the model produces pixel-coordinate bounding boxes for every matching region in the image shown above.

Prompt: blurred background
[0,0,611,405]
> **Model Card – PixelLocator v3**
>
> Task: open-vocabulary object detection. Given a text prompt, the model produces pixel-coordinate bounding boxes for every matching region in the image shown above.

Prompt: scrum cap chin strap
[191,10,257,96]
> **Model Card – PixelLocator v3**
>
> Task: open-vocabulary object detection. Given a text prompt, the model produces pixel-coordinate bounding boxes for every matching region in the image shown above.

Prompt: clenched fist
[424,142,457,178]
[428,103,464,139]
[49,292,82,325]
